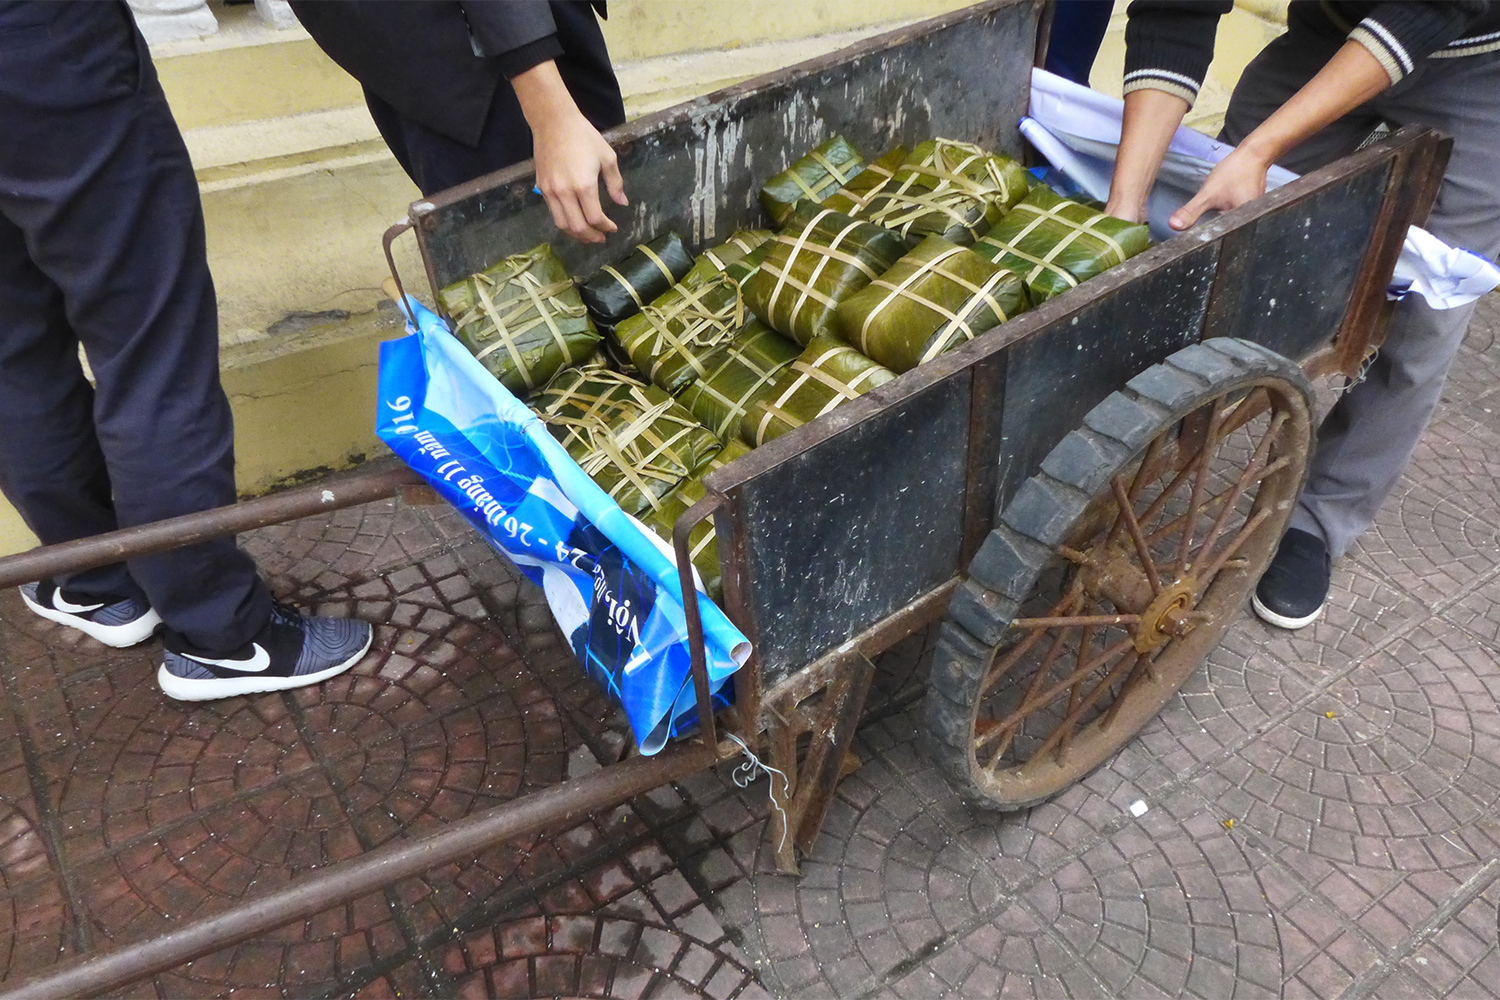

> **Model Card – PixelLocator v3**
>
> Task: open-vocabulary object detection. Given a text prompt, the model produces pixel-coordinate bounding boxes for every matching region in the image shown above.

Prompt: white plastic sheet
[1025,68,1499,309]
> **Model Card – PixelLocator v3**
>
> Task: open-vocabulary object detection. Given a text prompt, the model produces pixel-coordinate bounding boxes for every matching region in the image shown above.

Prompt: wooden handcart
[0,1,1447,994]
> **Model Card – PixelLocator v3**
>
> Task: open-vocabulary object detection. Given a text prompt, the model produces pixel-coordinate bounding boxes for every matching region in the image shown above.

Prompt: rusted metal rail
[0,465,423,590]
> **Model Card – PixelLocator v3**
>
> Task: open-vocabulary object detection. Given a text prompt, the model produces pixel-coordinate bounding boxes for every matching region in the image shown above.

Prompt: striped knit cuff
[1349,19,1413,84]
[1122,69,1201,107]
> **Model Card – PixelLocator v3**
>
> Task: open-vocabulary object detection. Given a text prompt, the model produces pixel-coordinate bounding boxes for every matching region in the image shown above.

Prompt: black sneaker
[19,581,162,648]
[157,602,372,701]
[1251,528,1330,630]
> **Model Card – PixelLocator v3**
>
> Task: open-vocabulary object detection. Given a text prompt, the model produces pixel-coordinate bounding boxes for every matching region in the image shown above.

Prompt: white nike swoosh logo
[53,594,105,614]
[180,643,272,673]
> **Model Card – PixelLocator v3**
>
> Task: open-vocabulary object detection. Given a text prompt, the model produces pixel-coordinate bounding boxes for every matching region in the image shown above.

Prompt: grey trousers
[1221,29,1500,559]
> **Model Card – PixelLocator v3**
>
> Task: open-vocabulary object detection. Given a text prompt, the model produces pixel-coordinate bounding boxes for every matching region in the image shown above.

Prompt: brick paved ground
[1,294,1498,998]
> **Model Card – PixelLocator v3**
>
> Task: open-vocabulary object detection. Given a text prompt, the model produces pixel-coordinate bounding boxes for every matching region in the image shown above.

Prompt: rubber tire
[924,337,1314,811]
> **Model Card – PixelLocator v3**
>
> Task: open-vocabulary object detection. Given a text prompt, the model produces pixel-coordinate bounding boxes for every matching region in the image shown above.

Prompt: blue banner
[376,298,750,755]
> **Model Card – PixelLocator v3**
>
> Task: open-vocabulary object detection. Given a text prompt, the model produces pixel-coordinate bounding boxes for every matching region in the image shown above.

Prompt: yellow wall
[600,0,976,61]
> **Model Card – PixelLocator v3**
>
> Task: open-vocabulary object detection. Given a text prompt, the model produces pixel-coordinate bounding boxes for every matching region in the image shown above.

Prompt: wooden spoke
[1098,653,1153,731]
[1027,647,1146,761]
[1010,613,1142,629]
[1055,626,1094,765]
[1103,434,1168,552]
[1141,457,1286,554]
[1196,507,1274,590]
[1176,398,1227,575]
[1216,385,1271,439]
[979,590,1083,699]
[1192,413,1289,571]
[976,630,1138,757]
[1110,476,1163,595]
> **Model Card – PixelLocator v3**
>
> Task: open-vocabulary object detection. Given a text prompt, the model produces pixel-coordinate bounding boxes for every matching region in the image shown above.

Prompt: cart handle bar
[0,738,720,1000]
[0,466,424,591]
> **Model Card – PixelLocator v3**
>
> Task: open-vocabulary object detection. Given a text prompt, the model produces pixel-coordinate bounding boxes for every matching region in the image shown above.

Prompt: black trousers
[363,1,626,197]
[0,0,271,652]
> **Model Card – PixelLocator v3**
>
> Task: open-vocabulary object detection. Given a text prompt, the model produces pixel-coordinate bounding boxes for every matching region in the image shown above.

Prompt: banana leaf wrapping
[823,144,908,216]
[676,319,801,442]
[614,268,748,395]
[759,135,866,228]
[835,236,1028,373]
[743,202,908,346]
[858,139,1031,247]
[698,229,774,277]
[531,368,723,517]
[721,236,775,289]
[643,439,751,603]
[741,335,896,446]
[972,186,1151,303]
[578,233,694,334]
[438,245,600,397]
[576,346,614,370]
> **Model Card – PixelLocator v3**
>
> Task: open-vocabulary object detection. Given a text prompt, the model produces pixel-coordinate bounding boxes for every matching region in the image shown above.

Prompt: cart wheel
[926,338,1314,810]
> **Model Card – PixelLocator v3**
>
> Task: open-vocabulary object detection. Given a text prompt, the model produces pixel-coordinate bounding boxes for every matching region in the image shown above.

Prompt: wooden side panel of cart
[400,0,1446,867]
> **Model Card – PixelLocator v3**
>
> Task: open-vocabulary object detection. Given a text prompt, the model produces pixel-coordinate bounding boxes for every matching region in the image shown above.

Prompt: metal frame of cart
[0,2,1447,995]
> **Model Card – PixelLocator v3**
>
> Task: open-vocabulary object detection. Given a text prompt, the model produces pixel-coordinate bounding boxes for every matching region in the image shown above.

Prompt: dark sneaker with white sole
[19,581,162,647]
[158,602,372,701]
[1251,527,1331,630]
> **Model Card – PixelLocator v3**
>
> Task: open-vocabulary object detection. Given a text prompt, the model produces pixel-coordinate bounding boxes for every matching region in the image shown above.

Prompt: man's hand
[511,60,628,244]
[1168,143,1272,229]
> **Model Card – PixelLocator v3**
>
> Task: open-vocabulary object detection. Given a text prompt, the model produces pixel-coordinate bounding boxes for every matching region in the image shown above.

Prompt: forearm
[509,58,627,244]
[510,59,581,135]
[1234,40,1391,167]
[1105,88,1190,223]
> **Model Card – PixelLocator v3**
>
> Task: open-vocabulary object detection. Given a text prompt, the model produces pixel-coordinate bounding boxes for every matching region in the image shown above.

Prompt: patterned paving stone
[44,686,319,864]
[68,766,412,998]
[1391,873,1500,999]
[1136,621,1318,778]
[431,910,767,999]
[1347,442,1500,610]
[1201,621,1500,871]
[723,741,1008,998]
[1442,561,1500,650]
[240,491,448,597]
[882,902,1099,1000]
[1251,560,1430,690]
[863,708,1175,880]
[140,892,418,1000]
[0,792,70,981]
[1192,621,1500,979]
[1249,858,1384,1000]
[1016,788,1282,999]
[1443,294,1500,405]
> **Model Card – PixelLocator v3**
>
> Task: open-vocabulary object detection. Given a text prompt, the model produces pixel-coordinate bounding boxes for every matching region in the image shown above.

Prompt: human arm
[1103,88,1190,223]
[510,59,628,245]
[1165,40,1389,229]
[464,1,627,244]
[1109,0,1489,229]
